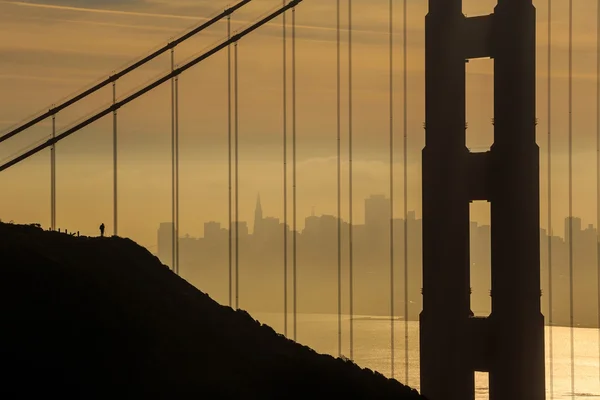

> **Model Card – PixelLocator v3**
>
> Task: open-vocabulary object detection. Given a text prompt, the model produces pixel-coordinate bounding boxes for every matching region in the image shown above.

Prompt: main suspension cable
[0,0,254,146]
[0,1,303,173]
[388,0,395,379]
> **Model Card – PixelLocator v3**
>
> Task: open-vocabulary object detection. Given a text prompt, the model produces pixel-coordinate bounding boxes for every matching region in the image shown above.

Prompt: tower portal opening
[474,371,490,399]
[466,58,494,152]
[463,0,496,17]
[470,201,491,316]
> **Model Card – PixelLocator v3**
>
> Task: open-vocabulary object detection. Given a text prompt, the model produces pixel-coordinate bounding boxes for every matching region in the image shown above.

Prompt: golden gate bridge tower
[420,0,545,399]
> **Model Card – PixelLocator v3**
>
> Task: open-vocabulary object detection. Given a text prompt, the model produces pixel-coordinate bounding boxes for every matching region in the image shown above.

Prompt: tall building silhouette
[365,195,390,231]
[421,1,544,399]
[157,222,174,269]
[204,221,221,241]
[231,221,249,238]
[565,216,582,244]
[253,194,263,236]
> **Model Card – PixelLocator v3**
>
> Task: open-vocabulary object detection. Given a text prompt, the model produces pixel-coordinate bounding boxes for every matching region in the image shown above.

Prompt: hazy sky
[0,0,599,249]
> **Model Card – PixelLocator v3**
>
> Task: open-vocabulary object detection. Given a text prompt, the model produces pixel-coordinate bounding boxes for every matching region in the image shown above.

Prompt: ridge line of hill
[0,222,425,399]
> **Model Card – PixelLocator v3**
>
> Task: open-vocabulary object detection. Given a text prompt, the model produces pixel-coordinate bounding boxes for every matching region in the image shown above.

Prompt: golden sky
[0,0,599,249]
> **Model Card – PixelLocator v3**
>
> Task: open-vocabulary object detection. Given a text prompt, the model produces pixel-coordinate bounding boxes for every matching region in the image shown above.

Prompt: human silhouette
[99,223,105,237]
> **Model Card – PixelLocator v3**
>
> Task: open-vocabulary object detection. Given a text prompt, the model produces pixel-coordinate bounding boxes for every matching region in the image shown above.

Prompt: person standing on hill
[99,223,105,237]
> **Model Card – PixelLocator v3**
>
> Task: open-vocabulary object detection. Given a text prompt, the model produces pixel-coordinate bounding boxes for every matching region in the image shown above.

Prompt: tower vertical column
[421,1,474,399]
[421,0,545,399]
[489,1,545,399]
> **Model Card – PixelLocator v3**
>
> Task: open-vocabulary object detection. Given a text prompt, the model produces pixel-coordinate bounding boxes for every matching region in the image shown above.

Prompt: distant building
[253,194,263,236]
[365,195,390,229]
[304,215,320,235]
[204,221,221,240]
[231,221,249,237]
[319,215,338,238]
[157,222,175,267]
[564,216,582,243]
[262,217,280,237]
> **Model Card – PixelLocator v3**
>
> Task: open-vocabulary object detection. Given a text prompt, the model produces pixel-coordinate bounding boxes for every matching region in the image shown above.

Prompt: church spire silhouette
[253,193,263,235]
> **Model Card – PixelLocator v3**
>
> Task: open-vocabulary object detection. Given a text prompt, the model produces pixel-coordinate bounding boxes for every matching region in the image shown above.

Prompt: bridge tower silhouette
[421,0,545,399]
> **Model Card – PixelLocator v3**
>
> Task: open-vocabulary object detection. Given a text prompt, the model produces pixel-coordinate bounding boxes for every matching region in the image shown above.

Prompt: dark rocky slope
[0,222,424,399]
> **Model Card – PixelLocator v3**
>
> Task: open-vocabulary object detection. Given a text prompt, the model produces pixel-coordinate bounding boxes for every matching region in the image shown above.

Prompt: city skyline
[156,192,598,244]
[155,192,600,330]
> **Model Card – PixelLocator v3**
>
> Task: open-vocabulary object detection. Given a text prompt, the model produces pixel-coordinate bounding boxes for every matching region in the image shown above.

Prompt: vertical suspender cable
[175,74,180,276]
[283,0,289,338]
[227,15,233,309]
[597,0,600,386]
[235,41,240,310]
[171,48,176,273]
[403,0,409,385]
[547,0,555,397]
[568,0,576,396]
[389,0,395,379]
[348,0,354,362]
[51,111,56,231]
[292,5,298,342]
[336,0,343,359]
[113,81,118,236]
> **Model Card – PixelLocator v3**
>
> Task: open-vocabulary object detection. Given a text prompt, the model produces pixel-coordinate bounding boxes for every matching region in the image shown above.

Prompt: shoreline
[251,311,600,330]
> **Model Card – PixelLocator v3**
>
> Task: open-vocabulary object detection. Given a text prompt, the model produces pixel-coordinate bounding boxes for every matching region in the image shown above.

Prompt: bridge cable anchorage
[234,40,240,310]
[336,0,343,359]
[51,112,56,231]
[292,4,298,343]
[283,0,288,339]
[0,0,303,172]
[597,0,600,386]
[568,0,576,396]
[0,0,255,145]
[388,0,395,380]
[547,0,555,397]
[227,14,233,309]
[112,80,118,237]
[402,0,409,385]
[348,0,355,362]
[171,47,177,275]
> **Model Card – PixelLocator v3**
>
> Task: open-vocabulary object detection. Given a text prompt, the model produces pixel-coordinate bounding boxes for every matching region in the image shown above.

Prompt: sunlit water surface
[253,313,600,399]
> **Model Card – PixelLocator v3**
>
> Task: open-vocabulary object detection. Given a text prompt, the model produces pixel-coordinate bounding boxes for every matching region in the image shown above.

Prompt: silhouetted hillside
[0,222,424,399]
